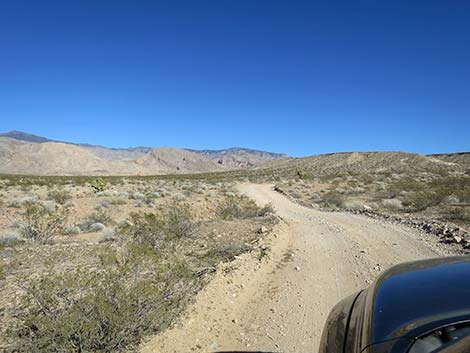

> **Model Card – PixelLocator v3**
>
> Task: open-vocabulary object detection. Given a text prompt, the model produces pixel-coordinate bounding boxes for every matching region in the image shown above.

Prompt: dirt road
[141,183,451,353]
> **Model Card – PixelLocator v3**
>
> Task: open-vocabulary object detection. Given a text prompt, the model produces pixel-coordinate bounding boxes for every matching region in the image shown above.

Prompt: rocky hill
[430,152,470,171]
[257,151,468,177]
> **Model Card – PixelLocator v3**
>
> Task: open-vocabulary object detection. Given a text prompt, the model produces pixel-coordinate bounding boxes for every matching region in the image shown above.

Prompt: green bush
[121,213,165,250]
[47,189,72,205]
[442,206,470,223]
[217,196,273,220]
[166,204,196,239]
[322,191,345,208]
[120,204,196,249]
[90,178,106,194]
[18,203,68,244]
[296,169,307,179]
[402,190,447,212]
[5,257,193,353]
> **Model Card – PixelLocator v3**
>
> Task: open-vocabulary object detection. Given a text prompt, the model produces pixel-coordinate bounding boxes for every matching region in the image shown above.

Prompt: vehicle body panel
[319,255,470,353]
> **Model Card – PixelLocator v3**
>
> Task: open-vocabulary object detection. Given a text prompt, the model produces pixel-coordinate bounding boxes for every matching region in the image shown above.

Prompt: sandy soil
[140,183,454,353]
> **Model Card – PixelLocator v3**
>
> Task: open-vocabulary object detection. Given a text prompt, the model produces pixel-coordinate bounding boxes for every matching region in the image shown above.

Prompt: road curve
[141,183,447,353]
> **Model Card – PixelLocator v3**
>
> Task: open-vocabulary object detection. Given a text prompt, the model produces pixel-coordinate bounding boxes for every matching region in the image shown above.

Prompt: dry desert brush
[4,252,193,353]
[217,195,274,220]
[17,202,68,244]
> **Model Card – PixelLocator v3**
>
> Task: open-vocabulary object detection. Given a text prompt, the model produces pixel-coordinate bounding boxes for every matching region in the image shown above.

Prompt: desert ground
[140,183,462,353]
[0,150,469,353]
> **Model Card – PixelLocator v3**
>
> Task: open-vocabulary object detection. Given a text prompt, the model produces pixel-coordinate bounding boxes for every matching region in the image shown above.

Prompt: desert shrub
[319,174,338,183]
[10,195,39,208]
[217,196,274,220]
[382,198,404,211]
[203,243,253,264]
[47,189,72,205]
[79,210,113,232]
[64,225,81,235]
[0,232,25,247]
[0,262,5,280]
[218,198,243,219]
[18,203,68,244]
[444,195,460,205]
[386,177,426,198]
[90,178,106,193]
[402,191,446,212]
[432,176,470,204]
[120,213,165,250]
[166,204,196,239]
[442,206,470,224]
[98,228,116,243]
[108,198,127,205]
[322,191,345,208]
[121,205,196,248]
[95,199,110,209]
[5,259,193,353]
[296,169,307,179]
[343,199,365,210]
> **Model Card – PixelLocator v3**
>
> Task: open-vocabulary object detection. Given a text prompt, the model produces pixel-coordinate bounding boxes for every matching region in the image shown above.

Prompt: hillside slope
[257,151,466,177]
[431,152,470,171]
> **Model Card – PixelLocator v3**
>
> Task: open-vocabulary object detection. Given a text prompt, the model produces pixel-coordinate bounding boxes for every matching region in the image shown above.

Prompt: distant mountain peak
[0,130,52,143]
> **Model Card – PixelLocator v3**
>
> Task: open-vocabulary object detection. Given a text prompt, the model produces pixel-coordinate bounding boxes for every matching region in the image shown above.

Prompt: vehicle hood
[363,256,470,344]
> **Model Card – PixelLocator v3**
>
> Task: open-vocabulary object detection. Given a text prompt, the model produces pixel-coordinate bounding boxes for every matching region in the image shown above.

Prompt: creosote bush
[47,189,72,205]
[18,203,68,244]
[217,196,274,220]
[321,191,345,208]
[121,213,165,250]
[166,203,196,239]
[5,251,194,353]
[120,203,196,249]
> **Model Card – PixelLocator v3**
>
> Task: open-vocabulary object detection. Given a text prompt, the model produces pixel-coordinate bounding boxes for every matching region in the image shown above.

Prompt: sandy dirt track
[141,183,450,353]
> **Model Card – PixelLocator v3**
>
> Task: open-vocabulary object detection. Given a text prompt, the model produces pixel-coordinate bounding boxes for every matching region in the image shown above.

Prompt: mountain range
[1,130,468,177]
[0,131,288,175]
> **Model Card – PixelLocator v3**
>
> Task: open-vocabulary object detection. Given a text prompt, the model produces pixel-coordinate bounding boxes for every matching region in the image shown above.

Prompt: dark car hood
[363,256,470,345]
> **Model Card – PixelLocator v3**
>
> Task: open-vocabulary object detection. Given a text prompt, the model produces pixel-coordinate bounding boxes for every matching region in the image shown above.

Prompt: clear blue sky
[1,1,469,156]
